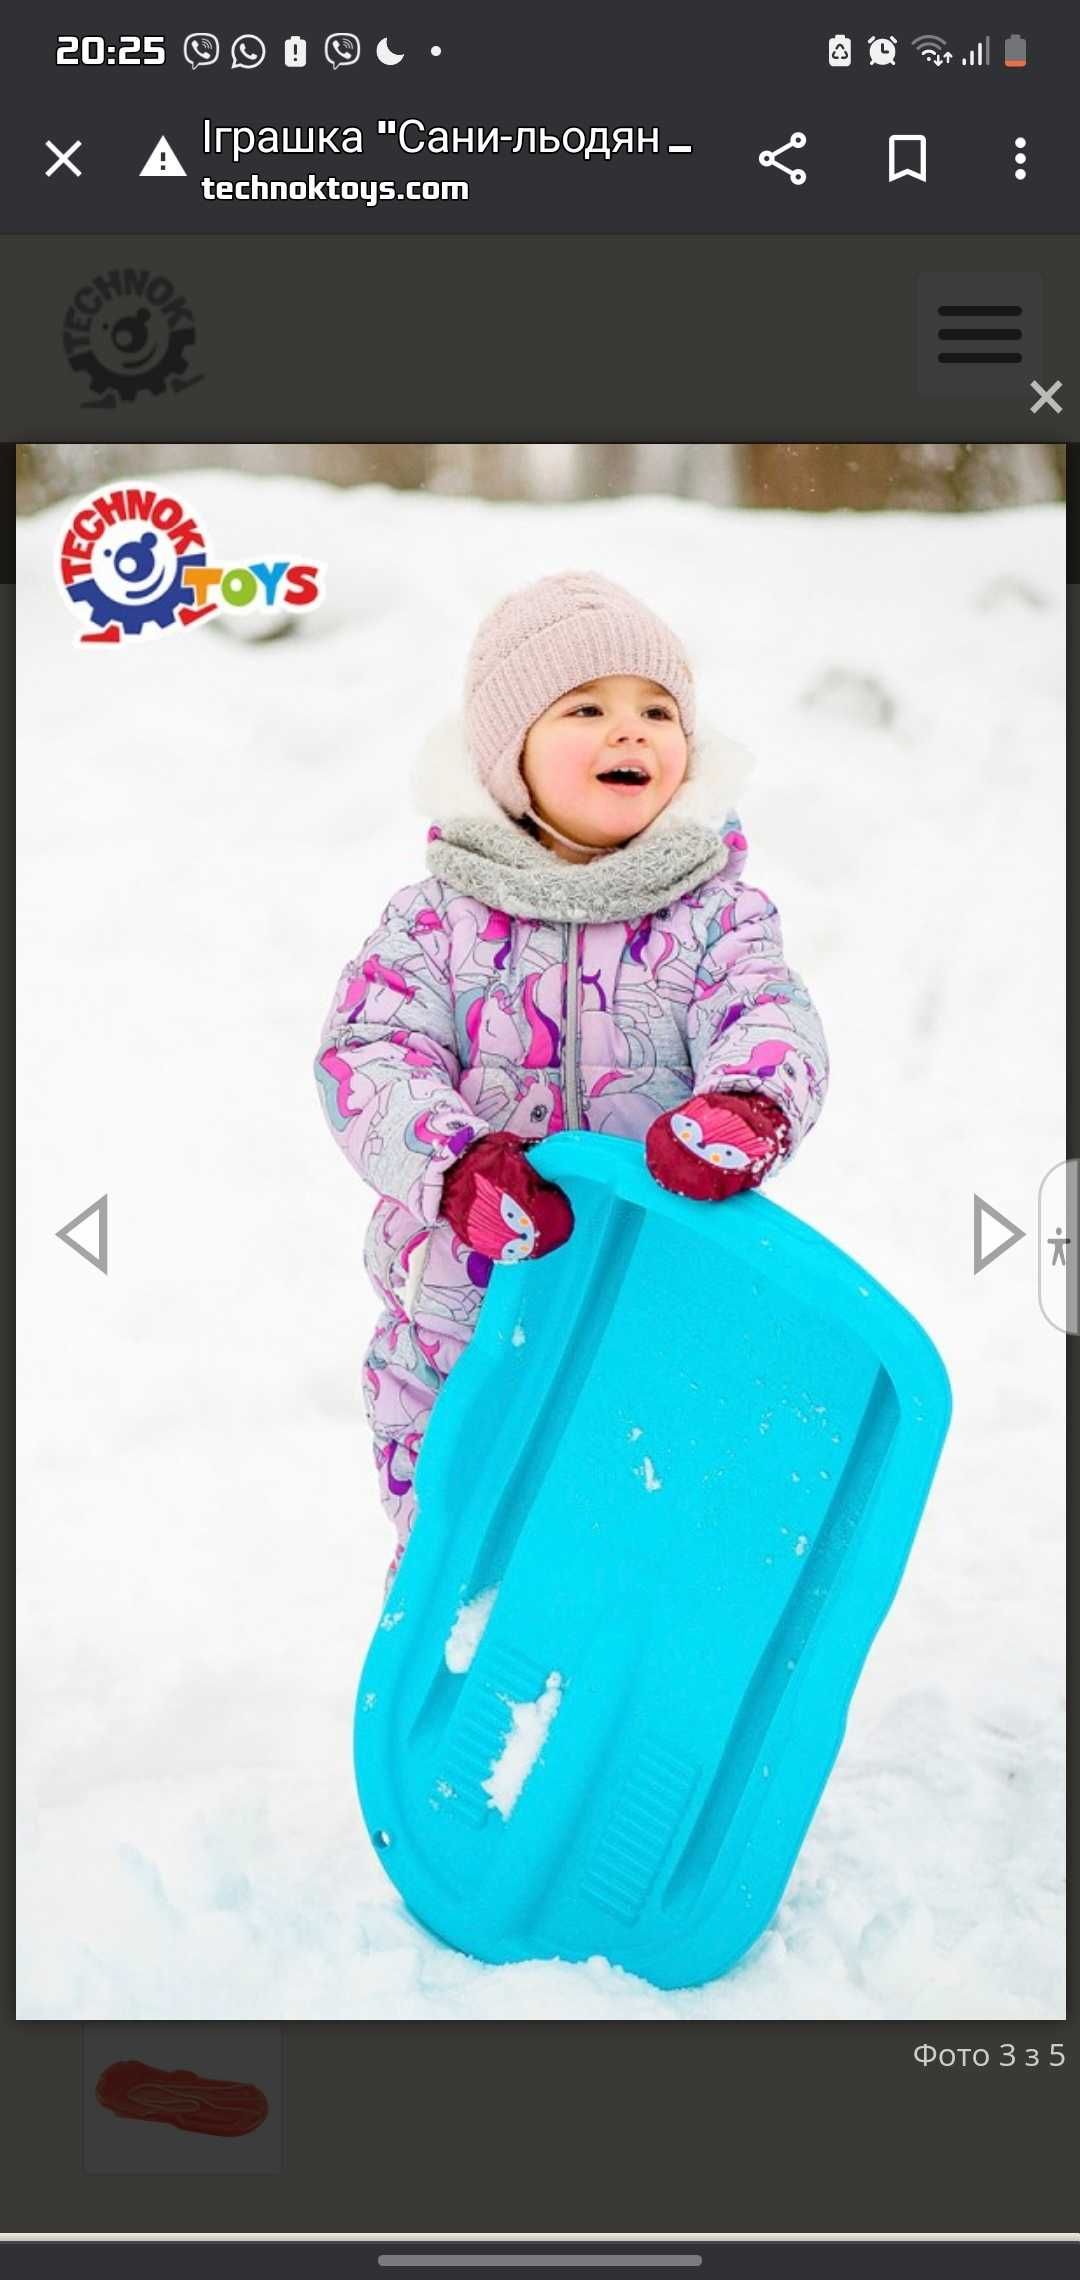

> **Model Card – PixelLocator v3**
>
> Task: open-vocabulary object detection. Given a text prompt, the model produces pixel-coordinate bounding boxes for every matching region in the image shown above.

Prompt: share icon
[758,131,807,186]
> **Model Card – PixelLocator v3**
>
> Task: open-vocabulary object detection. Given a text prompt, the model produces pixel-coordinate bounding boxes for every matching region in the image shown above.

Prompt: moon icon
[376,36,404,64]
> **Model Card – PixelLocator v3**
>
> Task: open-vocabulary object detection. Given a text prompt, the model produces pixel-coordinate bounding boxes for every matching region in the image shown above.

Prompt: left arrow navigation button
[56,1194,108,1275]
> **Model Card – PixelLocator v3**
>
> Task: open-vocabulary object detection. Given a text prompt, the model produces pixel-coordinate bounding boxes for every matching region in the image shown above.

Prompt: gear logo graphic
[58,484,213,645]
[57,482,326,646]
[62,266,202,407]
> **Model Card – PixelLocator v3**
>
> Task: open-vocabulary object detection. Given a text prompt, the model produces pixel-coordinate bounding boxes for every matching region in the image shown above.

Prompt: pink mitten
[440,1132,574,1265]
[645,1090,790,1203]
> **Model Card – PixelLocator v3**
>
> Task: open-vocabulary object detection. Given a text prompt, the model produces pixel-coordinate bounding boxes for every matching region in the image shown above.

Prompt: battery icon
[284,35,307,66]
[1003,33,1027,67]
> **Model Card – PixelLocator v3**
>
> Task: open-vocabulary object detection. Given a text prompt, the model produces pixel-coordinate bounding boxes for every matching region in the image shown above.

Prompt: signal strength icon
[960,34,990,66]
[912,34,953,65]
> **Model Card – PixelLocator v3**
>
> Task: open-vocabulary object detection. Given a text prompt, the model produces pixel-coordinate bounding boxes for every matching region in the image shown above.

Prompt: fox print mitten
[645,1091,790,1203]
[440,1132,575,1264]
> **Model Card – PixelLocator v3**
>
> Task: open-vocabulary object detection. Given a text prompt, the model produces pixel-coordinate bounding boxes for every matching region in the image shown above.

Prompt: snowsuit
[316,722,828,1588]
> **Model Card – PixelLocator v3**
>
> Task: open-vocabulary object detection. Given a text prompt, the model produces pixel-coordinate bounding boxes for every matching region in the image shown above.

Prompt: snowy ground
[16,472,1065,2018]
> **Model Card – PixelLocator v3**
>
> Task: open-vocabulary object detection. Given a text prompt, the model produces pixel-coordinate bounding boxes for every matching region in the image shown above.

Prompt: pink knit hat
[464,571,696,819]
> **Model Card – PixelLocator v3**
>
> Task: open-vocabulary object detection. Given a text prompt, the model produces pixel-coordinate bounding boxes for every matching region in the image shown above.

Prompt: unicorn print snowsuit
[316,722,828,1587]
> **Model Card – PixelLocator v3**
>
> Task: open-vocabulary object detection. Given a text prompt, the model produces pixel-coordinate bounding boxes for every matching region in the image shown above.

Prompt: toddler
[316,571,828,1590]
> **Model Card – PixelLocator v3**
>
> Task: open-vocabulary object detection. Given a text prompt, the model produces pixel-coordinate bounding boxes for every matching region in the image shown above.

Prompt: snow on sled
[354,1132,951,1990]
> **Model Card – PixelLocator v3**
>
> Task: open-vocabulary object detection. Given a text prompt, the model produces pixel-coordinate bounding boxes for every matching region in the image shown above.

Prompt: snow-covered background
[16,471,1065,2018]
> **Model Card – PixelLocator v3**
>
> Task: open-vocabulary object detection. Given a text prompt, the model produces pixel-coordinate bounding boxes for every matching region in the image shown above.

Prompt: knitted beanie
[463,571,696,820]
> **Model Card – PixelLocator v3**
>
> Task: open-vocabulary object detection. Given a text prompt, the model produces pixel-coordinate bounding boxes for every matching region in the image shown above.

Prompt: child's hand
[441,1132,574,1265]
[645,1091,789,1203]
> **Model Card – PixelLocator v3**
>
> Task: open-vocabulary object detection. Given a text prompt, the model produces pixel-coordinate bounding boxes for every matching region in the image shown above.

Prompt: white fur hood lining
[409,715,753,923]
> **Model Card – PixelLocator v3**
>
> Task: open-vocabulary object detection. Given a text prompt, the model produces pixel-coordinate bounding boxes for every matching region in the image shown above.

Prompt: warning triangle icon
[56,1194,109,1275]
[141,135,186,178]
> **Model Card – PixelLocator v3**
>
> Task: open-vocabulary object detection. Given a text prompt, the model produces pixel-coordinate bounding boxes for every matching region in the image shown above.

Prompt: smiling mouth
[596,766,651,786]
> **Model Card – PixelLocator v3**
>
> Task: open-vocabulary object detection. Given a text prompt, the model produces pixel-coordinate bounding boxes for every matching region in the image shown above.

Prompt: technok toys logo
[57,482,323,644]
[63,264,202,407]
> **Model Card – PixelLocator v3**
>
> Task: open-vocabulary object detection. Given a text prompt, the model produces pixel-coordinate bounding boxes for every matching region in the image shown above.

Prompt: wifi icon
[912,33,954,65]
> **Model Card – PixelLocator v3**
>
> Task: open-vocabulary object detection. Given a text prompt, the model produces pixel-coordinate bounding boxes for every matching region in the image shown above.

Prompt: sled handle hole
[374,1828,392,1849]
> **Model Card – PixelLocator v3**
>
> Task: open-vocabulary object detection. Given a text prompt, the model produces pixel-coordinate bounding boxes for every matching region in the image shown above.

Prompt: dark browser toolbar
[4,8,1073,232]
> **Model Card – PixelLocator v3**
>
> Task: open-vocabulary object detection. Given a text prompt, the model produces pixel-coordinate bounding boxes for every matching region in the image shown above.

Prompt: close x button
[916,270,1043,397]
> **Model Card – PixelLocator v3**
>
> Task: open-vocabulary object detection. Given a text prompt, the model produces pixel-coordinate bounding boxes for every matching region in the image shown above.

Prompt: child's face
[521,675,689,855]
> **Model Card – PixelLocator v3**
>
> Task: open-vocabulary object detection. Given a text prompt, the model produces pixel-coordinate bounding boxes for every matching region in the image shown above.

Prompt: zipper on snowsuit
[563,920,582,1130]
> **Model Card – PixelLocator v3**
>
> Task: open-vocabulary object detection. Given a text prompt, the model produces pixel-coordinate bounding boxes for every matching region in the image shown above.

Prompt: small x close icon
[45,138,82,177]
[1030,378,1063,414]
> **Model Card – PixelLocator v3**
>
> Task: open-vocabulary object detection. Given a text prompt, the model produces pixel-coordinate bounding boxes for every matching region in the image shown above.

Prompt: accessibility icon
[56,1194,108,1275]
[1036,1160,1077,1333]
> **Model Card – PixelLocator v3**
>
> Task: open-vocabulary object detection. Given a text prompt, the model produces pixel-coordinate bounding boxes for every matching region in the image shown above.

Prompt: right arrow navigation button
[973,1193,1025,1276]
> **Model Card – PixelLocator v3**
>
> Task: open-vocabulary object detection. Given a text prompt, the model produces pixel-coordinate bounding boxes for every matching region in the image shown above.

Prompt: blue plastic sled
[354,1133,951,1989]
